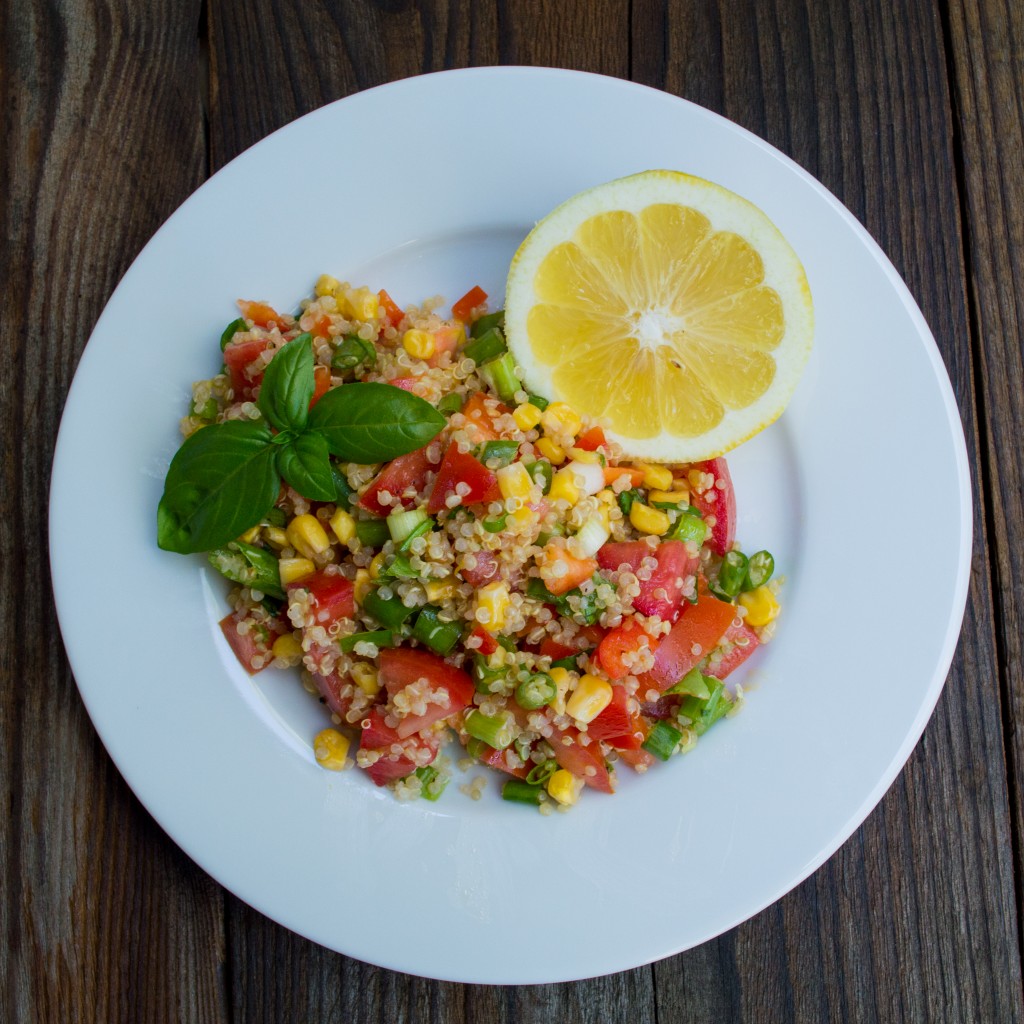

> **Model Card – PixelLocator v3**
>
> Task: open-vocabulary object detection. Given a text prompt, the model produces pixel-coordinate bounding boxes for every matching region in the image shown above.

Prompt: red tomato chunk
[378,648,475,739]
[426,444,501,514]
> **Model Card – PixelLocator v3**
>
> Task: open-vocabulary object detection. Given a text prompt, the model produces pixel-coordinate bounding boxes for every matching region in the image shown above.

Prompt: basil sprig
[157,335,445,554]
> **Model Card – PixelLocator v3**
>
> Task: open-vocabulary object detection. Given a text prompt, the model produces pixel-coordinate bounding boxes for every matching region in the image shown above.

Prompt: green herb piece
[412,606,461,655]
[437,393,464,416]
[526,394,549,411]
[361,587,417,628]
[525,459,553,494]
[276,431,335,502]
[331,334,377,372]
[465,710,514,750]
[664,667,711,699]
[481,440,519,467]
[220,317,247,351]
[514,672,557,710]
[502,779,544,805]
[745,550,775,590]
[339,629,394,653]
[642,720,683,761]
[464,327,507,364]
[157,420,280,554]
[526,576,603,626]
[355,518,390,547]
[617,489,640,516]
[470,310,505,338]
[397,518,434,552]
[330,462,354,506]
[525,760,558,786]
[258,333,314,433]
[415,765,449,801]
[307,381,445,464]
[380,553,418,580]
[208,540,285,599]
[550,655,579,671]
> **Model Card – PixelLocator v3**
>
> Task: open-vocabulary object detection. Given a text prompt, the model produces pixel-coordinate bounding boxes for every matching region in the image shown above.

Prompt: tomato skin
[286,570,355,626]
[586,686,639,749]
[537,544,598,596]
[223,337,271,399]
[574,426,606,451]
[477,743,530,779]
[378,648,475,739]
[458,549,498,588]
[460,392,511,442]
[377,289,404,328]
[470,625,499,656]
[359,707,439,785]
[617,747,657,772]
[310,668,355,718]
[596,618,658,680]
[359,447,435,516]
[427,325,464,368]
[310,313,333,339]
[597,539,698,623]
[451,285,488,322]
[218,611,282,675]
[426,444,501,514]
[643,589,737,692]
[237,299,281,328]
[309,364,330,408]
[689,457,736,556]
[704,620,760,679]
[538,637,578,661]
[546,725,614,793]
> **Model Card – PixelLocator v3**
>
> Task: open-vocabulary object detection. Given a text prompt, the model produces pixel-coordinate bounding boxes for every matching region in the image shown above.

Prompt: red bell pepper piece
[451,285,488,322]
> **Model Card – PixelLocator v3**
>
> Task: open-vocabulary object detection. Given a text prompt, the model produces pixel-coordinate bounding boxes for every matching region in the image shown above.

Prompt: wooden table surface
[4,0,1023,1020]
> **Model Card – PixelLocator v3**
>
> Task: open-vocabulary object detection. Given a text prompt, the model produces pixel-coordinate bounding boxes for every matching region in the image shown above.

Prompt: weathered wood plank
[0,2,228,1022]
[633,0,1023,1020]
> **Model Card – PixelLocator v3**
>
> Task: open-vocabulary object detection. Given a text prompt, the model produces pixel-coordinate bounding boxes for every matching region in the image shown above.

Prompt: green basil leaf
[276,431,336,502]
[307,381,445,463]
[157,420,279,554]
[258,333,314,432]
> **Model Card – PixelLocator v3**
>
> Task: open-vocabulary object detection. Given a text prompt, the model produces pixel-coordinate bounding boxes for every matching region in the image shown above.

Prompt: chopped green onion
[355,519,390,547]
[651,499,688,511]
[472,654,510,695]
[642,720,683,761]
[263,507,287,527]
[220,316,247,350]
[361,588,417,628]
[387,507,428,544]
[381,553,418,579]
[716,551,749,599]
[470,310,505,338]
[678,679,732,735]
[480,351,521,403]
[525,759,558,786]
[330,462,354,506]
[745,550,775,589]
[481,440,519,466]
[617,489,640,516]
[437,392,463,416]
[668,512,707,545]
[515,672,557,710]
[483,514,508,533]
[665,667,711,699]
[526,394,549,411]
[465,710,514,750]
[465,737,490,759]
[415,765,449,801]
[190,397,218,421]
[502,779,544,805]
[339,629,394,653]
[412,606,461,655]
[550,655,579,671]
[464,327,507,364]
[525,459,553,494]
[397,518,434,552]
[331,334,377,371]
[208,540,285,599]
[497,636,518,653]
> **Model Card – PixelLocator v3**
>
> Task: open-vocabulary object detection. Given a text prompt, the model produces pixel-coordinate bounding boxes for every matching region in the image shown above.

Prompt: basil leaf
[157,420,279,554]
[258,333,314,432]
[308,381,445,463]
[277,431,336,502]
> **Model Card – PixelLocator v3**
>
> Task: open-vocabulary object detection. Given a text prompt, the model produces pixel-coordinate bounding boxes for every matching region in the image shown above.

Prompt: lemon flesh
[504,172,813,462]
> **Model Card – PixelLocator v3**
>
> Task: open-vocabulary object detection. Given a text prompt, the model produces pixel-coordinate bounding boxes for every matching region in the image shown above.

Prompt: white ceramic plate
[50,68,971,983]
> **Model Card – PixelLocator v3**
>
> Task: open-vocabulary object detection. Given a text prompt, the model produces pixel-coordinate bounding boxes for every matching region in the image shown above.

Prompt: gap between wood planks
[936,0,1024,973]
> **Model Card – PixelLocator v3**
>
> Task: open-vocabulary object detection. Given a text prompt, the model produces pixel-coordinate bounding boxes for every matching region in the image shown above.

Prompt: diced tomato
[310,364,330,408]
[575,426,606,451]
[359,447,435,516]
[537,542,598,596]
[286,570,355,627]
[377,289,404,328]
[539,637,578,661]
[596,619,659,680]
[643,589,737,692]
[547,725,614,793]
[237,299,281,328]
[359,707,439,786]
[617,747,657,772]
[458,549,498,587]
[310,313,333,339]
[602,465,645,487]
[451,285,488,322]
[310,669,356,719]
[426,444,501,514]
[427,325,464,368]
[223,337,272,399]
[688,457,737,556]
[470,625,499,656]
[477,743,530,779]
[460,392,511,442]
[705,620,761,680]
[389,376,419,392]
[575,623,607,649]
[218,611,282,675]
[587,686,636,747]
[597,539,697,623]
[378,647,475,739]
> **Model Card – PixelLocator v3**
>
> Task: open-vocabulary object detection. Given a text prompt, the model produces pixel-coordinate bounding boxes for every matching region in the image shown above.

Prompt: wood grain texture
[0,2,227,1022]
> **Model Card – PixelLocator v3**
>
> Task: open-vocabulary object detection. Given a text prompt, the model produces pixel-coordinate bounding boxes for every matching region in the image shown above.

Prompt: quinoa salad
[157,278,783,811]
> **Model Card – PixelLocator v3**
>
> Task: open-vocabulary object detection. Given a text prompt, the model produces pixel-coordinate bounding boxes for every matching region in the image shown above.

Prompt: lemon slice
[504,171,813,461]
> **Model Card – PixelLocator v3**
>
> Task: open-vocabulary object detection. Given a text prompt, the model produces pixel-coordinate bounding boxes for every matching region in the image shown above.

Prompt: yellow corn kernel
[549,666,573,715]
[329,508,356,546]
[350,661,381,696]
[287,514,330,559]
[332,285,354,316]
[535,437,566,465]
[648,488,690,506]
[278,557,316,585]
[496,461,533,501]
[353,568,372,604]
[424,575,458,603]
[263,526,289,550]
[476,580,510,632]
[509,506,538,529]
[315,274,340,297]
[629,502,671,535]
[547,768,584,806]
[565,674,613,724]
[238,525,261,544]
[368,552,387,580]
[566,446,601,464]
[636,462,673,490]
[739,586,780,627]
[541,401,583,438]
[348,287,379,321]
[313,728,350,771]
[402,329,436,360]
[548,466,581,505]
[513,402,544,431]
[271,632,303,660]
